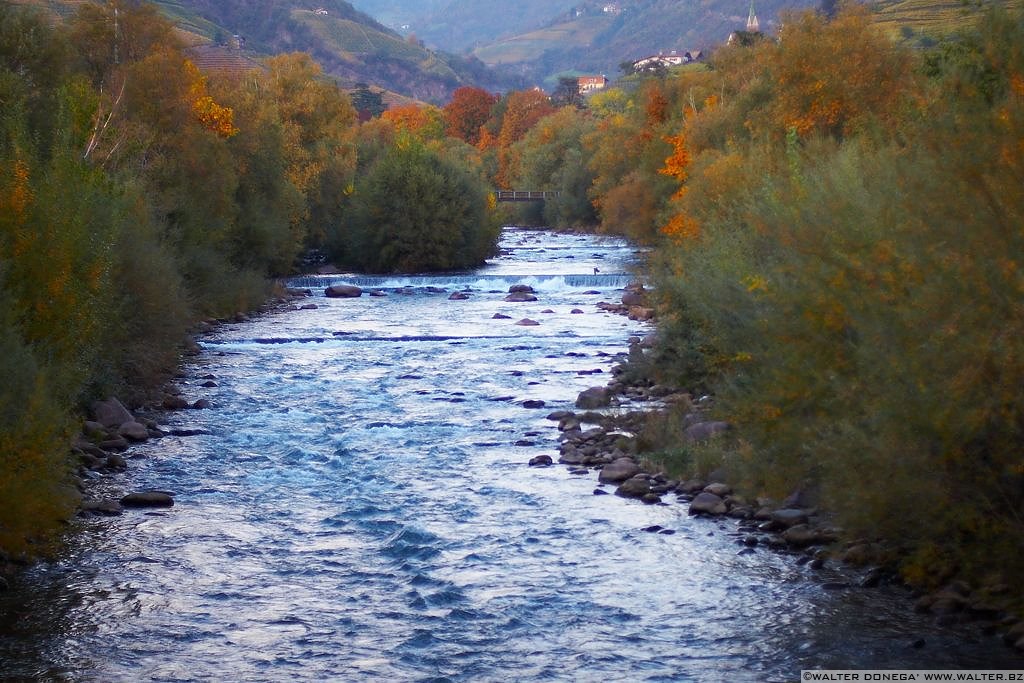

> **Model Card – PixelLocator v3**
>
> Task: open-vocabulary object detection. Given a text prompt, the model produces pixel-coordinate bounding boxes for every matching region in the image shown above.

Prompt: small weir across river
[0,229,1019,681]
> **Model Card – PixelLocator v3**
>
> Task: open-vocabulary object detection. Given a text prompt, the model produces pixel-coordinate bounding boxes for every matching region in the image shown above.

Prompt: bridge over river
[495,190,560,202]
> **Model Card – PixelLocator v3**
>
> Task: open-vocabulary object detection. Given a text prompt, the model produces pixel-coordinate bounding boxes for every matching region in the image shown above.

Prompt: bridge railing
[495,190,561,202]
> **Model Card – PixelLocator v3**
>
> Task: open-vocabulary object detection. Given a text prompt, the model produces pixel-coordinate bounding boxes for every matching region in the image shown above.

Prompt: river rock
[449,291,470,300]
[621,287,647,307]
[505,292,538,302]
[97,437,129,452]
[508,284,535,293]
[118,421,150,442]
[558,450,585,465]
[575,387,610,409]
[515,319,540,326]
[104,453,127,471]
[598,458,640,483]
[492,313,512,319]
[703,482,732,497]
[689,492,728,515]
[162,394,190,410]
[522,400,546,409]
[783,524,825,547]
[325,284,362,298]
[615,477,652,498]
[92,397,134,428]
[528,455,553,467]
[82,421,108,439]
[81,499,124,517]
[770,508,809,528]
[676,479,707,494]
[120,491,174,508]
[368,290,387,297]
[193,399,212,409]
[570,309,585,314]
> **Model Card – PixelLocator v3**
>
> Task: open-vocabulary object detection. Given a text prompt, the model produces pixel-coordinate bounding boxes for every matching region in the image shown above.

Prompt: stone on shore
[770,508,809,528]
[118,421,150,442]
[162,394,190,410]
[703,482,732,497]
[120,491,175,508]
[325,284,362,298]
[92,397,134,429]
[598,457,641,483]
[80,499,124,517]
[575,387,610,409]
[615,477,652,498]
[689,492,728,515]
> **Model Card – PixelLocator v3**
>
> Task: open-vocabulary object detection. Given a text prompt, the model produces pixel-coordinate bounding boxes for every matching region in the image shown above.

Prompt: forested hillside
[11,0,523,102]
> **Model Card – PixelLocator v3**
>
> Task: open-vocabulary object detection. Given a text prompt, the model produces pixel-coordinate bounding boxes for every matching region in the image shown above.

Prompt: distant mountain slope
[348,0,448,32]
[170,0,523,100]
[871,0,1023,39]
[14,0,521,102]
[463,0,1022,86]
[414,0,580,51]
[470,0,815,82]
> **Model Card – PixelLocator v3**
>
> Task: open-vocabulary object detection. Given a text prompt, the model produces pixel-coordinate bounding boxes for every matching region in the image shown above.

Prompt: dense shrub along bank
[0,2,500,560]
[582,7,1022,592]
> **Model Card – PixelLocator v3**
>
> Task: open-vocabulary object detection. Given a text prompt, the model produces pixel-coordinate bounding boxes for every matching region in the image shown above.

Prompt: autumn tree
[382,103,445,141]
[495,89,556,188]
[443,86,498,146]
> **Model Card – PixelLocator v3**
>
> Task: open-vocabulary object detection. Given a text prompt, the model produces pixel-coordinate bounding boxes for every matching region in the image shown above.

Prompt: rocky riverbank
[526,285,1024,659]
[0,289,316,586]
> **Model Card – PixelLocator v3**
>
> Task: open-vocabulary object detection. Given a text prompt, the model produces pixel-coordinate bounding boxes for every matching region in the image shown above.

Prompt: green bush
[336,139,500,272]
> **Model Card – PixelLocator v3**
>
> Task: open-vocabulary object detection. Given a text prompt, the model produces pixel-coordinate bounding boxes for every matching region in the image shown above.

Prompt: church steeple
[746,0,760,32]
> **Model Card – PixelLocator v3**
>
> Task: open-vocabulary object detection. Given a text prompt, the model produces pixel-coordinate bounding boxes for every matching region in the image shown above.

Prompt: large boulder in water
[325,284,362,298]
[505,291,538,302]
[121,491,174,508]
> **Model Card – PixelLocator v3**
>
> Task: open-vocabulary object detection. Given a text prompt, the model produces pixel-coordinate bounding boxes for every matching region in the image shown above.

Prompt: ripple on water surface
[1,229,1021,681]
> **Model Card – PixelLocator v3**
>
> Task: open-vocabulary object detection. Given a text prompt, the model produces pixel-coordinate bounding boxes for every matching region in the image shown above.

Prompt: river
[0,228,1019,681]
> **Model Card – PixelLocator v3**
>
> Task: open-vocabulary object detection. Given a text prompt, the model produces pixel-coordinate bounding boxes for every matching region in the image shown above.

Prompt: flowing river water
[1,229,1020,681]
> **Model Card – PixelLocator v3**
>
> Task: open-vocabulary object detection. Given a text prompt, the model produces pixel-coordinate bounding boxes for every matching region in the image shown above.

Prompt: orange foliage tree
[767,7,916,139]
[382,103,445,141]
[443,86,498,146]
[495,89,556,188]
